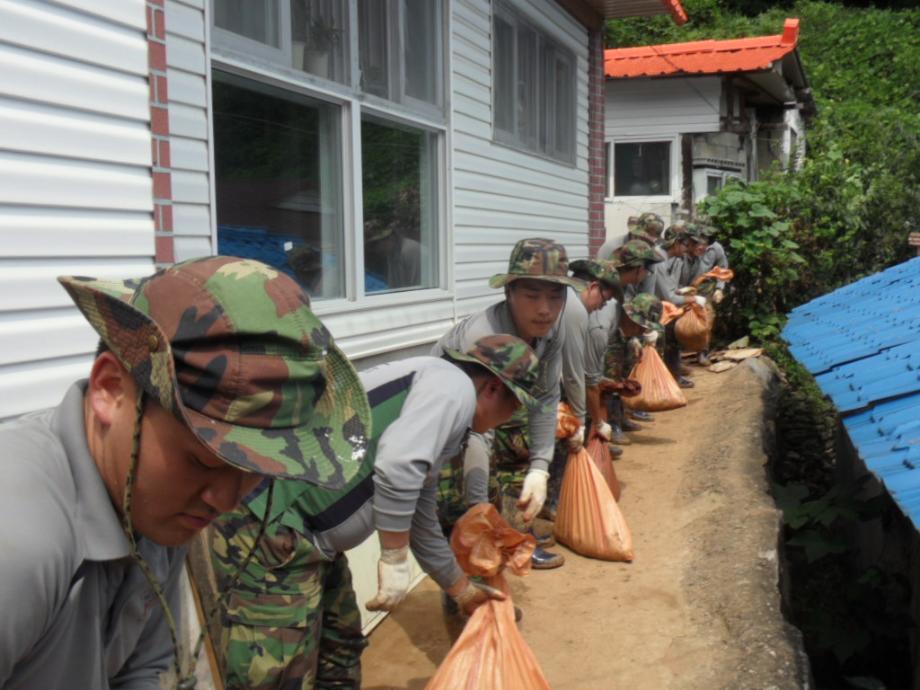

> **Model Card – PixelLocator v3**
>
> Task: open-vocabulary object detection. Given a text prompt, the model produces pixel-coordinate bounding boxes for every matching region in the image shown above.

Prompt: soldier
[0,256,370,689]
[210,335,542,690]
[694,223,730,304]
[605,293,666,386]
[597,211,666,260]
[431,238,582,570]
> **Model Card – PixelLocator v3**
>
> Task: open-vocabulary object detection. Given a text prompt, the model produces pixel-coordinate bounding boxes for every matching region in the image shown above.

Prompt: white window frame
[491,0,577,166]
[608,135,680,203]
[208,1,452,320]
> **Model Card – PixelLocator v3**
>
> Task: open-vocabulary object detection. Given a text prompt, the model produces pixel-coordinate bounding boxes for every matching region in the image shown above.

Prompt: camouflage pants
[437,407,532,530]
[210,510,367,690]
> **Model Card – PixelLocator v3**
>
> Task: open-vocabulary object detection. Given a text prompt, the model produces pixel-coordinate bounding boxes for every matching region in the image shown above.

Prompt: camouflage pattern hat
[685,222,707,243]
[569,258,621,291]
[614,239,664,270]
[489,238,584,290]
[699,223,718,239]
[636,212,665,237]
[623,292,664,331]
[661,220,691,248]
[59,256,371,488]
[444,334,541,410]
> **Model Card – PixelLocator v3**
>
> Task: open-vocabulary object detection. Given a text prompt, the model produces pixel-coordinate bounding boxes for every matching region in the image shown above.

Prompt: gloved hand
[693,295,707,307]
[628,337,643,361]
[596,420,613,441]
[365,545,412,612]
[642,329,659,346]
[713,289,724,304]
[452,579,507,617]
[567,424,585,451]
[517,468,549,522]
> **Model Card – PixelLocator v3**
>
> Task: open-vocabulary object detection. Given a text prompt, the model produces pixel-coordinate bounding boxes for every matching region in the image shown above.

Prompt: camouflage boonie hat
[698,223,718,239]
[637,212,665,237]
[685,222,707,243]
[444,335,541,410]
[59,256,371,487]
[661,221,691,248]
[569,259,621,290]
[614,239,664,270]
[623,292,664,330]
[489,238,584,290]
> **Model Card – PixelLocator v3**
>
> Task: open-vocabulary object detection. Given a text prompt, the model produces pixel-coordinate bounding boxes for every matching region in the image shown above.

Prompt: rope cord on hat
[121,390,275,690]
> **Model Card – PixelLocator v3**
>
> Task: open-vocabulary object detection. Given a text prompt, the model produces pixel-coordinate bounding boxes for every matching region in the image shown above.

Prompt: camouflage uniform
[604,293,665,381]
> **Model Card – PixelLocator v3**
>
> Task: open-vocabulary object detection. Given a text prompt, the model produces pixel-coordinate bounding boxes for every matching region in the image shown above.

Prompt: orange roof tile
[605,18,799,79]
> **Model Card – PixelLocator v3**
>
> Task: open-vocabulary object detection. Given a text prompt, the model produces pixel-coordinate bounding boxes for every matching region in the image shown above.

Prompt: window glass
[404,0,437,104]
[215,0,280,47]
[492,2,576,164]
[362,117,438,293]
[707,174,723,197]
[358,0,390,97]
[291,0,349,83]
[614,142,671,196]
[213,72,344,299]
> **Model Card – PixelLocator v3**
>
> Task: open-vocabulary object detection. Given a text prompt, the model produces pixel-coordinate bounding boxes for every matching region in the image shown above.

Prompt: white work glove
[567,424,585,451]
[365,545,412,612]
[517,468,549,522]
[628,337,643,360]
[713,289,725,304]
[452,579,507,617]
[693,295,707,307]
[596,421,613,442]
[642,329,659,346]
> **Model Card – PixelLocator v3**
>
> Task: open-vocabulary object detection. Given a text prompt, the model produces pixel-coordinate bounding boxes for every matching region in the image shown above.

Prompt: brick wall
[147,0,174,265]
[587,27,606,258]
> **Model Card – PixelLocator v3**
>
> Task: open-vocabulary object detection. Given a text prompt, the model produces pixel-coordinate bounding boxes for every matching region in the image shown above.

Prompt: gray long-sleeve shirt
[588,299,618,384]
[0,382,184,690]
[694,241,730,289]
[650,246,691,305]
[560,287,589,423]
[431,300,565,503]
[308,358,473,590]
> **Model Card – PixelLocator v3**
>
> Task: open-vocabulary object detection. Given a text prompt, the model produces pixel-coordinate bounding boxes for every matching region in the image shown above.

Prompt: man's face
[507,279,566,340]
[670,240,689,258]
[472,379,521,433]
[95,371,263,547]
[582,281,611,313]
[621,314,644,338]
[691,240,707,257]
[618,265,648,286]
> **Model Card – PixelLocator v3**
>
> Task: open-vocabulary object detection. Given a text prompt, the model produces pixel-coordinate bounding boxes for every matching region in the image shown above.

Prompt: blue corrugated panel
[783,257,920,528]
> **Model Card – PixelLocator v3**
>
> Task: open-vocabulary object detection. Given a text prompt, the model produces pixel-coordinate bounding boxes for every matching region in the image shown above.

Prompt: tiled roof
[604,18,799,79]
[783,257,920,526]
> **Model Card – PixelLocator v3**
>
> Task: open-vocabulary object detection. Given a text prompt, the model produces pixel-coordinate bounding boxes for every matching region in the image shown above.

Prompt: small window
[291,0,350,83]
[492,1,576,164]
[212,72,345,300]
[613,141,671,196]
[358,0,443,109]
[215,0,280,47]
[361,117,439,294]
[706,174,723,196]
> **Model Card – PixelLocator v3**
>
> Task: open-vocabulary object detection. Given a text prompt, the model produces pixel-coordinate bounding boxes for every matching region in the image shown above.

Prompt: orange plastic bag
[691,267,735,288]
[427,505,549,690]
[586,437,620,501]
[659,300,686,326]
[674,302,712,351]
[623,345,687,412]
[554,446,634,561]
[556,401,581,439]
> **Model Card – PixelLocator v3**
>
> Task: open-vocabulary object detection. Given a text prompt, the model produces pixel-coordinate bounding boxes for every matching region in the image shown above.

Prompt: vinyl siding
[0,0,153,420]
[605,76,722,139]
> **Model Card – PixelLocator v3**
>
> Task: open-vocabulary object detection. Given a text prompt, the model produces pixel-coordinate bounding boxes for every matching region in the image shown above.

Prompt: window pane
[291,0,349,83]
[493,14,514,135]
[358,0,390,98]
[707,174,723,196]
[516,25,538,149]
[614,142,671,196]
[403,0,438,105]
[213,73,344,300]
[362,117,438,294]
[215,0,279,47]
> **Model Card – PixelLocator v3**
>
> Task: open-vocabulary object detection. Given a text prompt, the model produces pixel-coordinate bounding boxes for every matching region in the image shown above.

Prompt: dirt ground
[361,359,811,690]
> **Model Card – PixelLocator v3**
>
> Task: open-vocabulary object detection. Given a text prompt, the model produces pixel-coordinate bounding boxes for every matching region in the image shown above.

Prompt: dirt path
[361,361,810,690]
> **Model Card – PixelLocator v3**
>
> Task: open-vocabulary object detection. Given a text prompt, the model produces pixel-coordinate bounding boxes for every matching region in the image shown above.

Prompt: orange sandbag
[660,300,686,325]
[623,345,687,412]
[556,401,580,439]
[674,302,712,351]
[586,437,620,501]
[691,267,734,288]
[427,505,548,690]
[554,447,634,561]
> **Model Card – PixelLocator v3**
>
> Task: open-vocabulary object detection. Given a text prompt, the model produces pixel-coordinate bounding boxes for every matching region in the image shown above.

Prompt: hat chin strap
[120,390,276,690]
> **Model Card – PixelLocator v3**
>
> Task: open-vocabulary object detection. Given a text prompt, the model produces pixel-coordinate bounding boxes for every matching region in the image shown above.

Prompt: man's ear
[87,351,133,427]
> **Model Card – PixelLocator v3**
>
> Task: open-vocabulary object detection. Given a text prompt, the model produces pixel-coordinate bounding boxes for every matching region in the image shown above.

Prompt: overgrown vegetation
[608,2,920,687]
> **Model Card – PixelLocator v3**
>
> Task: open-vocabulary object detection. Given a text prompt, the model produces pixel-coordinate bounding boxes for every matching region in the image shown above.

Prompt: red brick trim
[147,1,173,266]
[587,28,606,258]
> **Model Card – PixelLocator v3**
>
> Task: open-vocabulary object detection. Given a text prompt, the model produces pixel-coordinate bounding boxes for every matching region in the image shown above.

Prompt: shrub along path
[361,361,810,690]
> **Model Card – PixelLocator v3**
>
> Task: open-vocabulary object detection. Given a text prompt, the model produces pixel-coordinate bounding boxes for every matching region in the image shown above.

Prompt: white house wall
[605,76,721,139]
[452,0,590,319]
[0,0,153,420]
